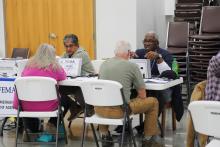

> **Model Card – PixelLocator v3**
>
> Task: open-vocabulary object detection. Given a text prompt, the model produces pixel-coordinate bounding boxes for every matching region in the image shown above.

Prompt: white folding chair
[188,101,220,147]
[80,79,136,147]
[14,76,68,147]
[91,59,105,74]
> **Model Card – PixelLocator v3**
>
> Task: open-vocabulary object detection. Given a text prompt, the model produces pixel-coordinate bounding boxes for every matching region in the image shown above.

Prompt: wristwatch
[156,54,162,61]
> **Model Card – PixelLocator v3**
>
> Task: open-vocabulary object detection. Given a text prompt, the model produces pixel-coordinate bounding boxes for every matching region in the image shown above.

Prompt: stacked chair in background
[166,22,190,101]
[160,22,190,137]
[188,6,220,99]
[170,0,219,103]
[174,0,204,35]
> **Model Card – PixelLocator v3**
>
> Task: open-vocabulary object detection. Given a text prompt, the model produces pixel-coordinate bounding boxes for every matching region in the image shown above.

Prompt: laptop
[129,59,151,79]
[0,59,17,77]
[58,58,82,77]
[16,59,28,77]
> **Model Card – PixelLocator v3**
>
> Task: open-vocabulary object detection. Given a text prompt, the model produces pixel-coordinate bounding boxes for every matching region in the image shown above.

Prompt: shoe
[101,133,114,147]
[86,105,94,117]
[36,134,55,142]
[22,131,38,142]
[113,125,130,135]
[142,138,164,147]
[134,123,144,135]
[22,131,30,142]
[45,122,57,134]
[114,125,122,133]
[67,105,83,121]
[45,122,65,140]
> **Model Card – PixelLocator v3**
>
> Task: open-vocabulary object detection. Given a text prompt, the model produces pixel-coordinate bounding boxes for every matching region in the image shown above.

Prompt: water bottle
[172,58,179,77]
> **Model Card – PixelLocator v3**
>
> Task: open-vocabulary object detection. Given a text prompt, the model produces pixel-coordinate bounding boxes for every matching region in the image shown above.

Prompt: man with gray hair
[95,40,162,147]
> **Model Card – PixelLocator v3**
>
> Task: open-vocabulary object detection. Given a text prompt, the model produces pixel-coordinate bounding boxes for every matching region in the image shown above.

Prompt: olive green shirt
[99,57,145,102]
[63,48,95,76]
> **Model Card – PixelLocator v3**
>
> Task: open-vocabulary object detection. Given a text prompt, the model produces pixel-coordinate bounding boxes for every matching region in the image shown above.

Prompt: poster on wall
[0,78,17,117]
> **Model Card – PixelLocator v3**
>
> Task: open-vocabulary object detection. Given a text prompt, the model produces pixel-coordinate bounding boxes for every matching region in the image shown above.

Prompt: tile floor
[0,109,188,147]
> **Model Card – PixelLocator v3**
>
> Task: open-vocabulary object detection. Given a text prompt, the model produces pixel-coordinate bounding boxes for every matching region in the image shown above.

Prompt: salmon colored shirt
[13,65,66,111]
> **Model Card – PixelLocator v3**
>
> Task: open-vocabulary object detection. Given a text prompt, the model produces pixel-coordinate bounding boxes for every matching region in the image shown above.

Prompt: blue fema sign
[0,78,17,116]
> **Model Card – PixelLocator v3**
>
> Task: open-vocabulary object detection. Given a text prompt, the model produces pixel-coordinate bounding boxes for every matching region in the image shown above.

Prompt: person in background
[186,80,207,147]
[62,33,95,76]
[205,51,220,101]
[186,52,220,147]
[13,43,66,135]
[60,34,95,122]
[96,40,162,147]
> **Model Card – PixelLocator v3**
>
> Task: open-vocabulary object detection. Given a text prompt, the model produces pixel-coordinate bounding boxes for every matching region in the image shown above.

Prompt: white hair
[145,31,159,40]
[114,40,131,55]
[26,43,62,71]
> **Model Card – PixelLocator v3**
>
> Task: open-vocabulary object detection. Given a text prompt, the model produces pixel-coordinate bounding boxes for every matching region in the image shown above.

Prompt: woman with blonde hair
[13,43,66,134]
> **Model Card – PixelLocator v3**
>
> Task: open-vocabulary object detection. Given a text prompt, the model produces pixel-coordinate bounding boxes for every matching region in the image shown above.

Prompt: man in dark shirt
[135,31,173,75]
[132,32,174,114]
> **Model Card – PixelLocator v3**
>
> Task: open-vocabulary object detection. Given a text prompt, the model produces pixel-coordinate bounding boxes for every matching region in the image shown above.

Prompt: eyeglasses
[64,44,74,48]
[143,39,155,44]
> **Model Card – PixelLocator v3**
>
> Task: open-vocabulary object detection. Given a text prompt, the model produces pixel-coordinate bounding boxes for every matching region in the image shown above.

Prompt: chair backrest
[178,0,203,3]
[11,48,29,59]
[188,101,220,138]
[91,59,105,74]
[15,76,58,102]
[166,22,189,53]
[80,79,124,106]
[16,59,28,77]
[167,22,189,48]
[200,6,220,34]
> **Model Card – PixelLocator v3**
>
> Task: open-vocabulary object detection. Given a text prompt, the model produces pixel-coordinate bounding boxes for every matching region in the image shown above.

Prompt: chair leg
[15,116,20,147]
[172,109,176,131]
[139,113,143,126]
[60,110,68,144]
[0,117,8,136]
[81,119,86,147]
[56,115,60,147]
[120,115,127,147]
[128,118,137,147]
[68,120,72,128]
[62,117,68,144]
[22,118,31,141]
[90,124,99,147]
[161,109,166,137]
[157,119,163,138]
[195,133,200,147]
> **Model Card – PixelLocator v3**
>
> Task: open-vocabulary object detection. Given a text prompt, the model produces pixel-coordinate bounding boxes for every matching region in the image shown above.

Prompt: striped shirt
[205,52,220,101]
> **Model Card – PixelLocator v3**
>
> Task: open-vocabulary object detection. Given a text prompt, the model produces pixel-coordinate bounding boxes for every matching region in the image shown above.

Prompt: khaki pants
[95,97,159,136]
[186,81,208,147]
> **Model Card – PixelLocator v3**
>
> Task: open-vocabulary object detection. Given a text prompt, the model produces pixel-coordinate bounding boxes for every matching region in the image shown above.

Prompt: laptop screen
[129,59,151,79]
[0,59,17,77]
[58,58,82,77]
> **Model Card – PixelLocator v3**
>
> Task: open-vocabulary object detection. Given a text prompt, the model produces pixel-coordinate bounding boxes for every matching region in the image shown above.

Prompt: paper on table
[144,78,169,83]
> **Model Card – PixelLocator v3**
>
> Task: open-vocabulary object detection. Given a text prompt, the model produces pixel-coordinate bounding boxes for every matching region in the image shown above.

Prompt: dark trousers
[49,86,93,126]
[22,118,40,133]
